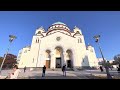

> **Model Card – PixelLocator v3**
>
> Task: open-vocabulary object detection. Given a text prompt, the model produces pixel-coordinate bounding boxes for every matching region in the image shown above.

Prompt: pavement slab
[0,69,120,79]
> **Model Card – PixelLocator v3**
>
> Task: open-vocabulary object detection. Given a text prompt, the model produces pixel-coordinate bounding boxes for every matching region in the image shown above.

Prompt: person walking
[62,65,66,76]
[24,66,26,73]
[117,64,120,73]
[42,65,46,77]
[100,66,103,72]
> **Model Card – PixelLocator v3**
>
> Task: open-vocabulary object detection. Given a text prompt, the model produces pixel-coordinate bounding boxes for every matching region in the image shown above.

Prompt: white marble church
[17,22,99,69]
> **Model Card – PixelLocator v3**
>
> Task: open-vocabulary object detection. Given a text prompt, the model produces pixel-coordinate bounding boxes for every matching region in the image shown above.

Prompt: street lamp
[0,35,17,74]
[93,35,112,79]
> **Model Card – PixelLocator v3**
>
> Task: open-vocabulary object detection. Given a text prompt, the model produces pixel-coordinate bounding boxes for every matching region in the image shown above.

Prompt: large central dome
[52,22,66,25]
[46,21,71,36]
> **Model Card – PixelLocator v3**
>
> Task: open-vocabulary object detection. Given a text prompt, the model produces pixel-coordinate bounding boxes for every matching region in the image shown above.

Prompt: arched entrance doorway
[66,50,73,68]
[45,50,51,68]
[55,47,63,68]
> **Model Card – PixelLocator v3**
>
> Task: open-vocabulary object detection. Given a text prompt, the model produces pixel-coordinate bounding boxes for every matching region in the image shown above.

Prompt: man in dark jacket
[62,65,66,76]
[117,64,120,73]
[42,65,46,77]
[24,66,26,73]
[100,66,103,72]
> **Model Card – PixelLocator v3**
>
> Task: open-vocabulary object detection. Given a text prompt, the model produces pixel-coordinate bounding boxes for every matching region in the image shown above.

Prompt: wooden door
[46,60,50,68]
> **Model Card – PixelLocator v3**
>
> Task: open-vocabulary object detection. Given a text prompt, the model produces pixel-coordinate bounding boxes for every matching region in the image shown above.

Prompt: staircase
[53,68,73,71]
[66,68,74,71]
[28,67,74,71]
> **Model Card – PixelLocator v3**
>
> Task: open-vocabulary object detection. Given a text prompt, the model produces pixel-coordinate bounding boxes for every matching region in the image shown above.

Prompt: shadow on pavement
[28,76,80,79]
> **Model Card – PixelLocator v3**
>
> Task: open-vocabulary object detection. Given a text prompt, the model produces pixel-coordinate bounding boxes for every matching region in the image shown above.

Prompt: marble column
[36,53,42,67]
[50,53,55,69]
[63,50,67,67]
[72,53,75,69]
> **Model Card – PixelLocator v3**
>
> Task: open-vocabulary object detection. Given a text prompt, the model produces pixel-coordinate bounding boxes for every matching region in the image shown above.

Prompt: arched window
[76,31,80,34]
[80,38,82,43]
[78,38,82,43]
[38,39,39,43]
[38,31,41,34]
[36,38,39,43]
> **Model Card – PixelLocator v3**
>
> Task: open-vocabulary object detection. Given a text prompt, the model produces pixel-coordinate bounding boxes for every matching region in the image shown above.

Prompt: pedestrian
[5,65,21,79]
[110,66,113,70]
[42,65,46,77]
[117,65,120,73]
[62,65,66,76]
[100,66,103,72]
[24,66,26,73]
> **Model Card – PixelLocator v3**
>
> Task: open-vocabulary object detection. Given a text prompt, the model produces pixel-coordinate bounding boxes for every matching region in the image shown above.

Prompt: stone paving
[0,68,120,79]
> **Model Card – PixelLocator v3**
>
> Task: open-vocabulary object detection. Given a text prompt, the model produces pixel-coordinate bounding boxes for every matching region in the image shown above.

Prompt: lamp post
[93,35,112,79]
[0,35,17,74]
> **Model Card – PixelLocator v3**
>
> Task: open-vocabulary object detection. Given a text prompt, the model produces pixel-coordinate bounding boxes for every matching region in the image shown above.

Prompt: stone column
[63,50,67,67]
[37,48,45,67]
[50,53,55,69]
[72,53,75,69]
[37,53,42,67]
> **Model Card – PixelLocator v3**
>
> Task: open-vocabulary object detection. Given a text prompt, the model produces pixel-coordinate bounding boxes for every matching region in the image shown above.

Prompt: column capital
[63,52,67,55]
[50,53,54,56]
[63,48,67,52]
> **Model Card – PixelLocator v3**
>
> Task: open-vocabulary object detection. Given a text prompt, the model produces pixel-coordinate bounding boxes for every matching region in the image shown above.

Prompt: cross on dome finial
[39,26,44,29]
[75,25,78,27]
[74,26,79,28]
[52,22,66,25]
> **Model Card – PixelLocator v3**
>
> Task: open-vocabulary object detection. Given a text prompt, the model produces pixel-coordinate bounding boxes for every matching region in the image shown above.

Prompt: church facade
[17,22,98,69]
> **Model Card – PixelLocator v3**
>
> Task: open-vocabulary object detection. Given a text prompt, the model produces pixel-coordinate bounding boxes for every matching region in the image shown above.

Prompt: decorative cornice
[41,31,75,38]
[46,29,71,36]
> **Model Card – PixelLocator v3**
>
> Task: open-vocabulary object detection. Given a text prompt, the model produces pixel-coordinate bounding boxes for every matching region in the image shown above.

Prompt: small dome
[52,22,66,25]
[73,26,82,34]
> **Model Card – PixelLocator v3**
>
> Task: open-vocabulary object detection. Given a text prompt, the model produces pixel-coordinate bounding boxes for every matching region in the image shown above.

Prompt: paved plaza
[0,68,120,79]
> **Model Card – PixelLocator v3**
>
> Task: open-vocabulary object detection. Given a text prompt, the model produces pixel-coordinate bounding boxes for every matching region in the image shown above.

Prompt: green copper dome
[52,22,66,25]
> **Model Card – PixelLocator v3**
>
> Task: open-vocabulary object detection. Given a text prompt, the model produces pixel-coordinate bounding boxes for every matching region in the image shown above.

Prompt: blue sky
[0,11,120,60]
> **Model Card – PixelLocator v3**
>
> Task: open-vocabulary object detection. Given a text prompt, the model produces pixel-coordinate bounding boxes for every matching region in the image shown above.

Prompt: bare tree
[114,54,120,64]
